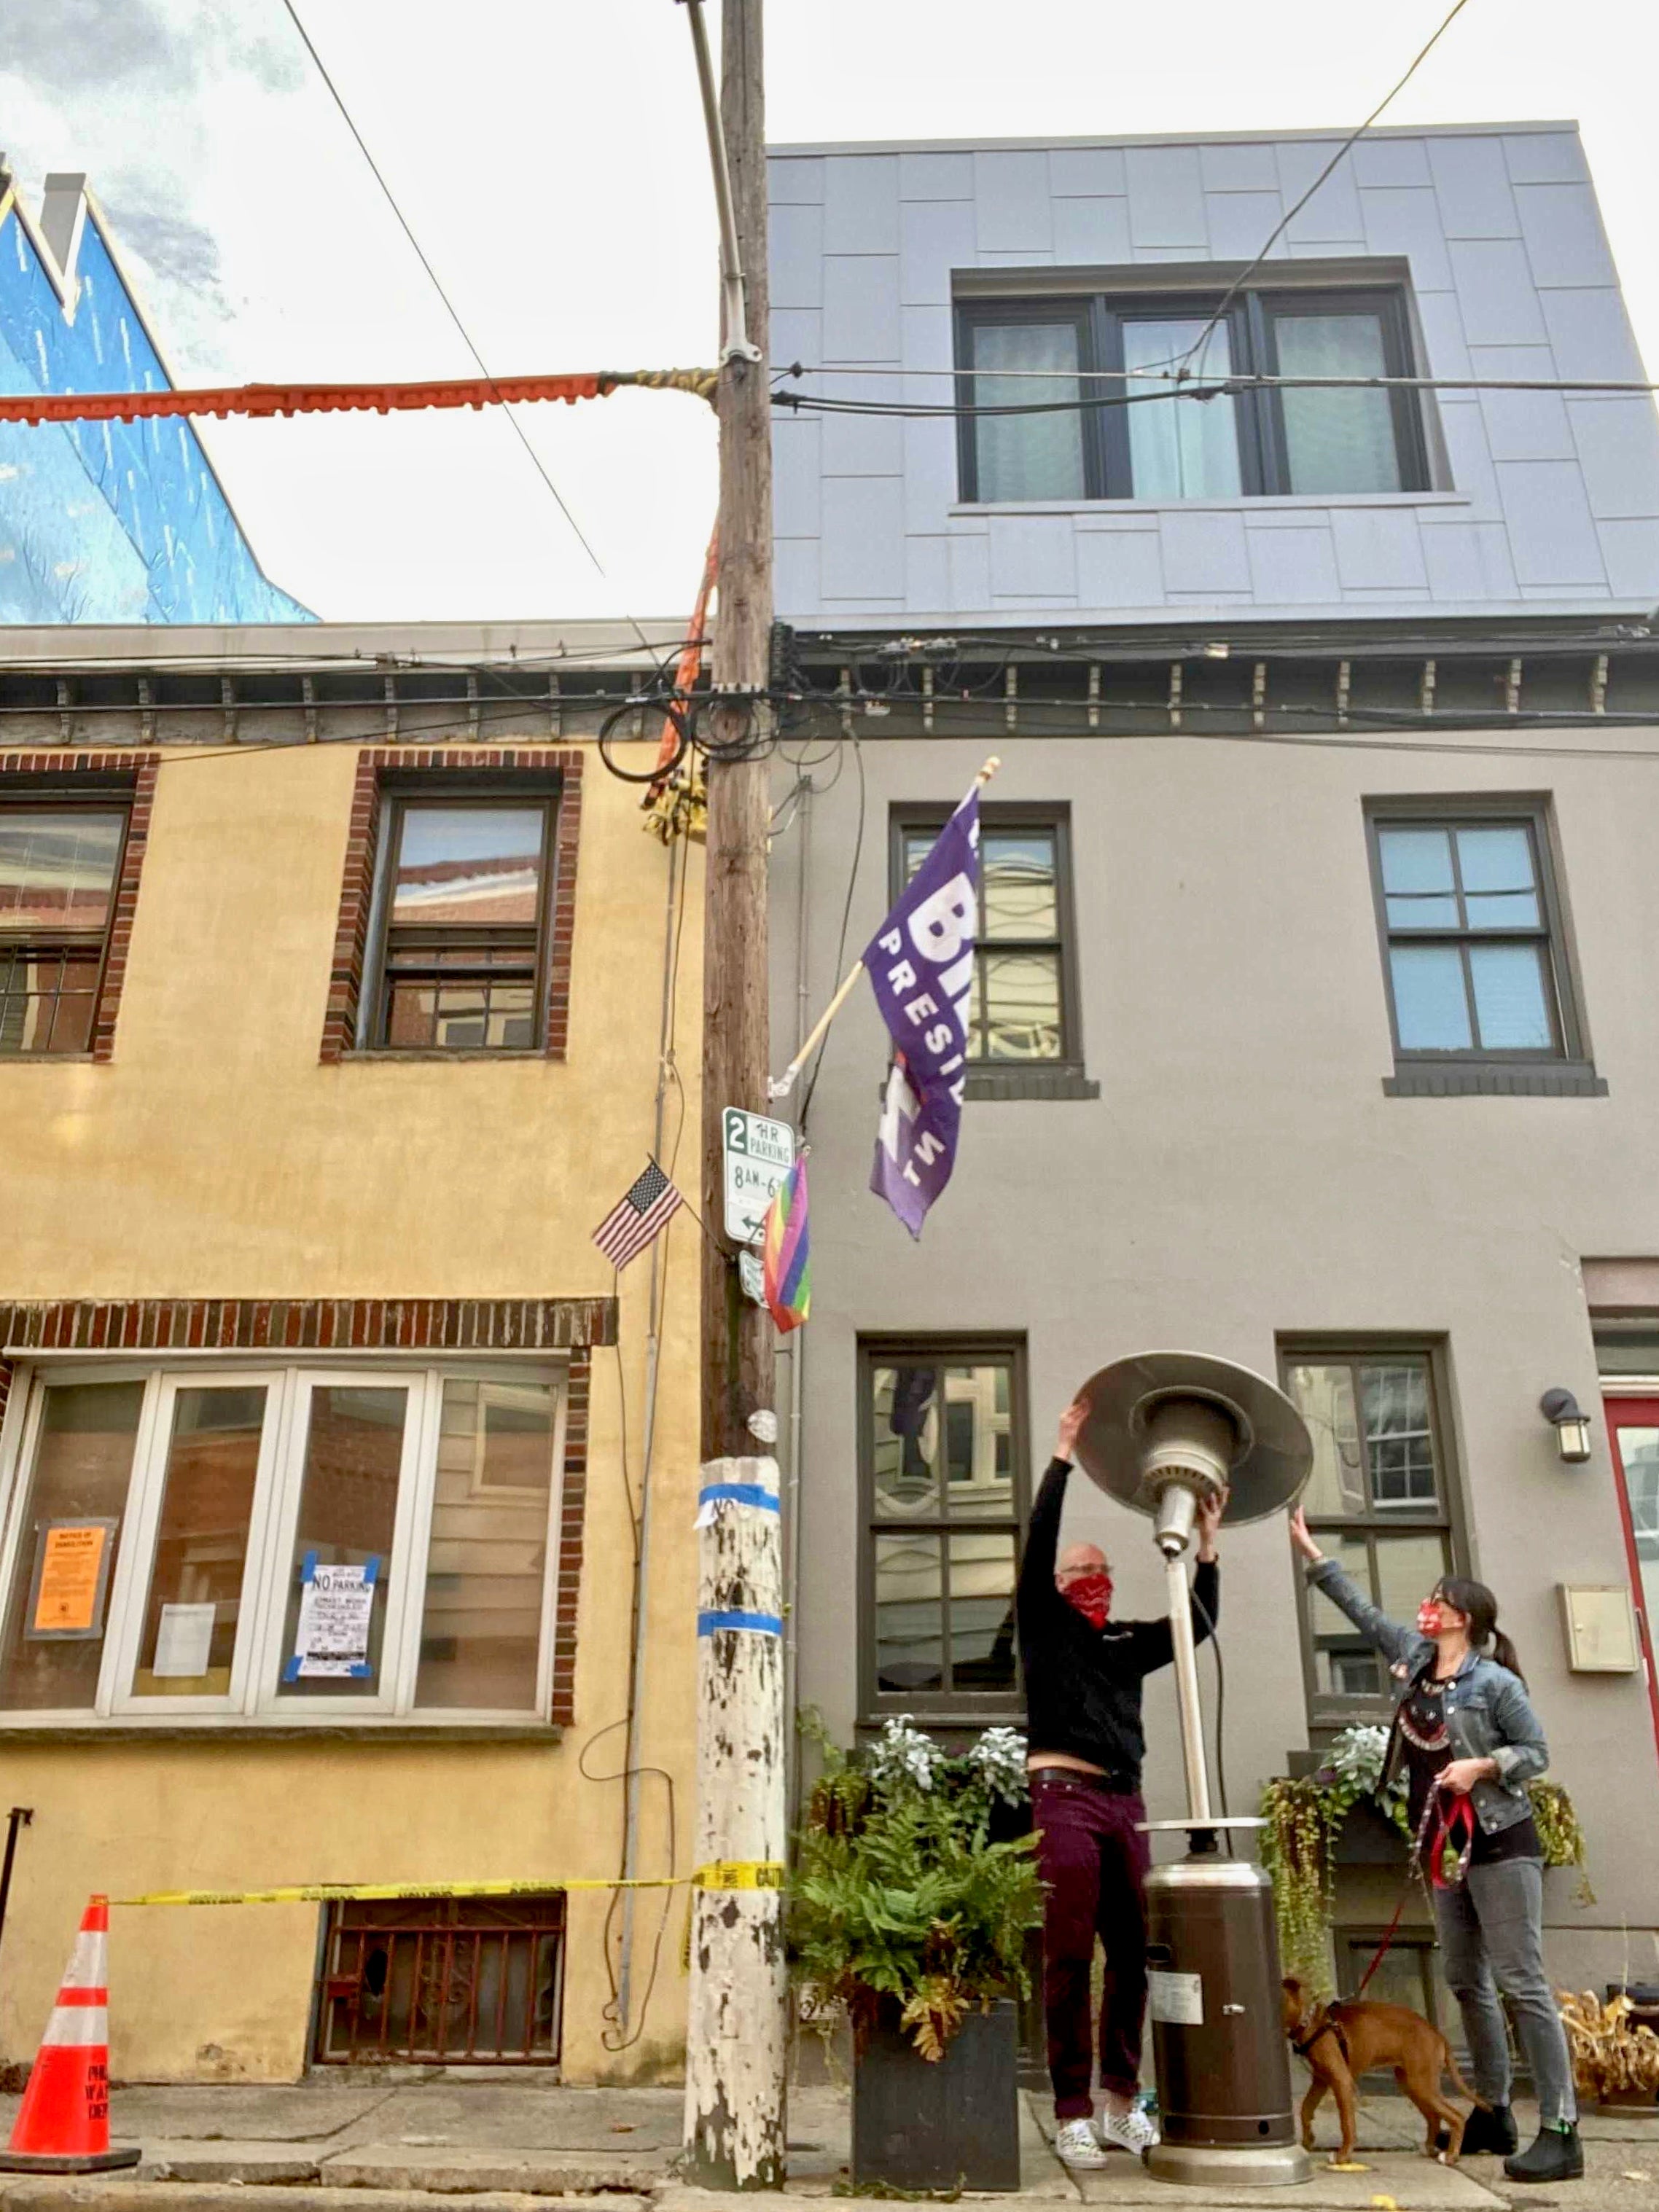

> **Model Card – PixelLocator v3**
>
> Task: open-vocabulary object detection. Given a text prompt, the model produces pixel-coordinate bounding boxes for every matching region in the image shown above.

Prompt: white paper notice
[153,1601,216,1678]
[293,1561,376,1680]
[1147,1969,1204,2027]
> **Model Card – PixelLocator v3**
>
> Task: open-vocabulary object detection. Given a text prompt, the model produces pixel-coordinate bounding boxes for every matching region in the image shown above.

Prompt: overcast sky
[1,0,1655,626]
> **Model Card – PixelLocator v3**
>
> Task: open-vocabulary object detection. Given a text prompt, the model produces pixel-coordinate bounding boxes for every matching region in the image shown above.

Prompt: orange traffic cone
[0,1895,139,2172]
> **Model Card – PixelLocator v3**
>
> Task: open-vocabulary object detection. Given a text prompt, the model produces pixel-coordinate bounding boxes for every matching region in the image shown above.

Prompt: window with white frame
[0,1364,568,1723]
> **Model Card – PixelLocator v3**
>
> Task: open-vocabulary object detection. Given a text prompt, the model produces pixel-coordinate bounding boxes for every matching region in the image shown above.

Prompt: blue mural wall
[0,185,312,624]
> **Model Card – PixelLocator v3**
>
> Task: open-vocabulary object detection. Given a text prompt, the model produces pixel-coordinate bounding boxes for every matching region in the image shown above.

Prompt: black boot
[1504,2123,1585,2184]
[1459,2102,1519,2156]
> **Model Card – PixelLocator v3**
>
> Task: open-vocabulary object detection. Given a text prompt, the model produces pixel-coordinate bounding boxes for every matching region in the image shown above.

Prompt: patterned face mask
[1418,1601,1450,1637]
[1061,1572,1114,1630]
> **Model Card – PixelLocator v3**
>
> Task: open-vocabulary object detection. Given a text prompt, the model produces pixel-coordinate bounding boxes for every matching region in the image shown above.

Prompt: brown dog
[1281,1975,1484,2165]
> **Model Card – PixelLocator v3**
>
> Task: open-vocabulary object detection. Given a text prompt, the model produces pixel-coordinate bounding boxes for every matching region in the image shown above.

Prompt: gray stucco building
[766,122,1659,2007]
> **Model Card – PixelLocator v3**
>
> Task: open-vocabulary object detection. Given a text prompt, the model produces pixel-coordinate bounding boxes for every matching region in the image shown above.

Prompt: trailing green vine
[1259,1726,1588,1996]
[1529,1779,1586,1869]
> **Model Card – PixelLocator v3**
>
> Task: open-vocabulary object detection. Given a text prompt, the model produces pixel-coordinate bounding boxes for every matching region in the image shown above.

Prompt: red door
[1604,1396,1659,1764]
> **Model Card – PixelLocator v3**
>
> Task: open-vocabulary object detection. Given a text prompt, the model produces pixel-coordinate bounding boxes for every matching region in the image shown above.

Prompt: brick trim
[551,1351,589,1727]
[0,1297,613,1729]
[0,1296,617,1353]
[0,751,158,1063]
[320,748,584,1063]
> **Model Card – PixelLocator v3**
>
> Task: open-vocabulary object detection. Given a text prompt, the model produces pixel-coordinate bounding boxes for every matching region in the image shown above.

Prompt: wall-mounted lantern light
[1540,1388,1594,1464]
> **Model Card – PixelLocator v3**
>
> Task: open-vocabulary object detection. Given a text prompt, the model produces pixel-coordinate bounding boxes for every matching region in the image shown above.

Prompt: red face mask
[1418,1601,1450,1637]
[1062,1572,1114,1630]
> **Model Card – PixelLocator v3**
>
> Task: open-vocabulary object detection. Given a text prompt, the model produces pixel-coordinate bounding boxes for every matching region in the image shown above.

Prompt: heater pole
[1162,1550,1213,1826]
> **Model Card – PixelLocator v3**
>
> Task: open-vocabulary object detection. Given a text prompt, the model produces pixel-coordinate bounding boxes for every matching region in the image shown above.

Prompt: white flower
[1324,1723,1404,1802]
[867,1714,942,1793]
[968,1726,1029,1804]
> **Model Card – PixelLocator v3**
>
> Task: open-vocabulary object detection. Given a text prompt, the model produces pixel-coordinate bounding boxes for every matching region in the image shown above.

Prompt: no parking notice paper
[283,1553,378,1681]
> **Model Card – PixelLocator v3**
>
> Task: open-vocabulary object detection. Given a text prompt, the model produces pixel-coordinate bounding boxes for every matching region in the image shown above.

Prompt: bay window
[0,1362,568,1724]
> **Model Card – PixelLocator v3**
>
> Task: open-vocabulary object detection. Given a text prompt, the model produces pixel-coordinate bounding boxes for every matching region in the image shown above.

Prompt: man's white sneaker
[1054,2119,1112,2169]
[1098,2104,1160,2156]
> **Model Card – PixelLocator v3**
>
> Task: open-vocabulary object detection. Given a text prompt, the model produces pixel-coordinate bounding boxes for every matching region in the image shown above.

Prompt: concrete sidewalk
[0,2080,1650,2208]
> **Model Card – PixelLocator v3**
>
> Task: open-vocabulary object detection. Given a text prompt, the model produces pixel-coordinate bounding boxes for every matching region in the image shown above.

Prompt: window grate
[315,1894,565,2064]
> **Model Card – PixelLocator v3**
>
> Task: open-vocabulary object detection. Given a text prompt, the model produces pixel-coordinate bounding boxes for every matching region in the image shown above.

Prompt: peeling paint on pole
[684,1453,787,2189]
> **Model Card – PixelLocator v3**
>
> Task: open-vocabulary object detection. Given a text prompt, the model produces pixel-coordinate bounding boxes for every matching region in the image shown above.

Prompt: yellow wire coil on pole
[114,1863,784,1907]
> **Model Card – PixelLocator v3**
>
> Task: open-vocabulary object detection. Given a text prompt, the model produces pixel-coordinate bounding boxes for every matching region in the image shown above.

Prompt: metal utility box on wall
[1558,1585,1639,1673]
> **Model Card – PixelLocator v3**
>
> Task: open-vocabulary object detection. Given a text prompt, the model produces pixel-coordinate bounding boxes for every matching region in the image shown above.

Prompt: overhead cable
[276,0,655,643]
[1137,0,1478,382]
[0,370,717,426]
[773,372,1659,422]
[776,362,1659,394]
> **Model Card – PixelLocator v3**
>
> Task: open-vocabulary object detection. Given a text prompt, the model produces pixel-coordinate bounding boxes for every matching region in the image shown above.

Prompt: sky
[1,0,1655,628]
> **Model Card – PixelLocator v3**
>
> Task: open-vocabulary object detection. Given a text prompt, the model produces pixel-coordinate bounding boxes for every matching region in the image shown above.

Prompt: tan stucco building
[0,622,701,2082]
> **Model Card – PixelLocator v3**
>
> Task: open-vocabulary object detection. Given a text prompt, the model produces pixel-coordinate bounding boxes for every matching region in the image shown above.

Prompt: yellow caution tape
[693,1859,784,1892]
[114,1863,785,1908]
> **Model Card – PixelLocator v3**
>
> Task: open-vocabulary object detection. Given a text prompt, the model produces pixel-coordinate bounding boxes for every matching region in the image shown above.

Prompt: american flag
[592,1161,685,1270]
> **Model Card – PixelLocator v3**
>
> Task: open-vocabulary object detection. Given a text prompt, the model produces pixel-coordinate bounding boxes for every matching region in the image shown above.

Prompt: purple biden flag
[864,785,980,1238]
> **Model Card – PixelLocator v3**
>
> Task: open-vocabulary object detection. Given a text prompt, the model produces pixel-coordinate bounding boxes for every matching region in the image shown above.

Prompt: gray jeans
[1432,1858,1577,2126]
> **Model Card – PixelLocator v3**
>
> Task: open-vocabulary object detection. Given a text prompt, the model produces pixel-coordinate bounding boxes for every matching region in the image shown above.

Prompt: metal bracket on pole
[679,0,761,367]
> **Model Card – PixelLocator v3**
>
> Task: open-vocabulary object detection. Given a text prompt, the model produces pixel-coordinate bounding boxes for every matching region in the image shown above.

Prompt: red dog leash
[1354,1788,1478,1997]
[1424,1789,1478,1890]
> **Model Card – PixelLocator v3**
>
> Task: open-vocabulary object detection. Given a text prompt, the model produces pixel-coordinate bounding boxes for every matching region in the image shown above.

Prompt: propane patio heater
[1074,1352,1314,2189]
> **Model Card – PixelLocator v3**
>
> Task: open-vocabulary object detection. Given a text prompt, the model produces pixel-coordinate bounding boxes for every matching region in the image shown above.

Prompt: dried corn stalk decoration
[1559,1989,1659,2099]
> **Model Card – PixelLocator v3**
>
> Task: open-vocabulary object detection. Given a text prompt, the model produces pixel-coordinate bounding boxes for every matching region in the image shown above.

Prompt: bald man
[1017,1394,1223,2168]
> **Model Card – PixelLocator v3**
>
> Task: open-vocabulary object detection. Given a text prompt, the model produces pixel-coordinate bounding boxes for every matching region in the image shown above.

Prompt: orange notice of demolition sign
[31,1522,113,1636]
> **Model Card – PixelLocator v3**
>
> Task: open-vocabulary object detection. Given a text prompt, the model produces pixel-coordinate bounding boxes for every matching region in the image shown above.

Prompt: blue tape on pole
[698,1609,784,1638]
[697,1483,781,1513]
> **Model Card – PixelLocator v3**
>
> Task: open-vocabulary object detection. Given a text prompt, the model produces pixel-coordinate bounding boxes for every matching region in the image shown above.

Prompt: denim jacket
[1305,1558,1548,1834]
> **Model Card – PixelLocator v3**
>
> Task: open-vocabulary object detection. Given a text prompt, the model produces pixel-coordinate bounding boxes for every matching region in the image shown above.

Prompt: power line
[773,372,1659,423]
[777,364,1659,396]
[276,0,651,646]
[1144,0,1478,383]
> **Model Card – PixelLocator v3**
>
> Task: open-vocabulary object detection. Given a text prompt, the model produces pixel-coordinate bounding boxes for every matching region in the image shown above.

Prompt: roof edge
[768,120,1582,158]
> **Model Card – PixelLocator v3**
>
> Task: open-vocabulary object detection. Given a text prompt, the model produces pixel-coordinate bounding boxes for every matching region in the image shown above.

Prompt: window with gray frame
[0,800,130,1055]
[365,790,559,1051]
[895,806,1090,1096]
[1281,1347,1461,1726]
[1365,798,1601,1097]
[859,1339,1028,1721]
[956,289,1428,504]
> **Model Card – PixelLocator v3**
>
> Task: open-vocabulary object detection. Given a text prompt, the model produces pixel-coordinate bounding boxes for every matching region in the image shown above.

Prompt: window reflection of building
[1284,1350,1456,1717]
[865,1349,1024,1713]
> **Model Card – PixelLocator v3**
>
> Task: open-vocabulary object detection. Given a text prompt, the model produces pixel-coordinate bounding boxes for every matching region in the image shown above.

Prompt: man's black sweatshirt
[1017,1456,1219,1787]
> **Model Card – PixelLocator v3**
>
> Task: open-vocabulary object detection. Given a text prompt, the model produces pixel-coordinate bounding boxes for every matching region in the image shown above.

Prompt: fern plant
[790,1717,1043,2062]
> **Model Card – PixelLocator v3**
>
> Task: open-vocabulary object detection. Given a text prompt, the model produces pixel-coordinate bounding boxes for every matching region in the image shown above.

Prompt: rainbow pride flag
[760,1154,811,1333]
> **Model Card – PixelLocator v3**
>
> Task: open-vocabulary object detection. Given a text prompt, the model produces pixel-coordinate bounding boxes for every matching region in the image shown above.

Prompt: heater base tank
[1142,1854,1311,2190]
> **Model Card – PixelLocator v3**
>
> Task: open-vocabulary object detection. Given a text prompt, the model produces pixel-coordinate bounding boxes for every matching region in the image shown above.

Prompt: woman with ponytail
[1289,1509,1581,2186]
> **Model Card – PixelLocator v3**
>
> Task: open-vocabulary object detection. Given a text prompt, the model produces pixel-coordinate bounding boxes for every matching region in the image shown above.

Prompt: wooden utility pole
[698,6,773,1463]
[683,0,787,2191]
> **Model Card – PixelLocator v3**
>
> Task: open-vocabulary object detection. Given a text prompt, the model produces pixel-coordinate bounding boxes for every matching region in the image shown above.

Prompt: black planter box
[853,1998,1021,2192]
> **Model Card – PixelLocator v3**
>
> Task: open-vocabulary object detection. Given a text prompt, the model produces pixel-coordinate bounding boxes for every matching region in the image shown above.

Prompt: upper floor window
[0,803,128,1055]
[859,1337,1028,1722]
[956,289,1428,504]
[896,806,1078,1067]
[1364,797,1601,1098]
[0,1362,568,1724]
[371,794,558,1052]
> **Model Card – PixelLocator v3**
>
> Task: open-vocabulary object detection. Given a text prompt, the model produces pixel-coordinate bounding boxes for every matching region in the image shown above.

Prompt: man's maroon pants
[1031,1770,1150,2118]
